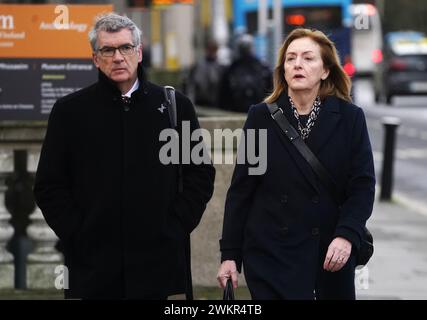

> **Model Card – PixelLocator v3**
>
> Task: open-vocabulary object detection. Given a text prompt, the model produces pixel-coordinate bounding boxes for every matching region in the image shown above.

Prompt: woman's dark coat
[34,65,215,299]
[220,93,375,299]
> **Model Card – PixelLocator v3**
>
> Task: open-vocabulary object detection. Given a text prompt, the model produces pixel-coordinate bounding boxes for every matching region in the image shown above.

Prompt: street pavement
[352,79,427,300]
[356,195,427,300]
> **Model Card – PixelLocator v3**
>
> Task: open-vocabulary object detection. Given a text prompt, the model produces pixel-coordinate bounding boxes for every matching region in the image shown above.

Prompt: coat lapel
[306,95,342,155]
[268,94,320,194]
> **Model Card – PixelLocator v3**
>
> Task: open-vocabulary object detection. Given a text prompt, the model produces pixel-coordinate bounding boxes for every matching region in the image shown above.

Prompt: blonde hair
[264,28,352,104]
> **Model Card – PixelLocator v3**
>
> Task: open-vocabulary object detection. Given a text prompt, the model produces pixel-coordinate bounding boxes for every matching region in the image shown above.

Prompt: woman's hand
[323,237,352,272]
[217,260,238,289]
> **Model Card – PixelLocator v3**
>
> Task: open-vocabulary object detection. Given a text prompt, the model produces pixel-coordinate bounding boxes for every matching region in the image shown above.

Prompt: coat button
[282,226,289,235]
[280,194,288,204]
[312,196,319,204]
[311,228,319,236]
[123,105,130,112]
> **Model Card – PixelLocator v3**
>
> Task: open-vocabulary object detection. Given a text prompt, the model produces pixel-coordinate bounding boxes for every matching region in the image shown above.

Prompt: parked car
[374,31,427,104]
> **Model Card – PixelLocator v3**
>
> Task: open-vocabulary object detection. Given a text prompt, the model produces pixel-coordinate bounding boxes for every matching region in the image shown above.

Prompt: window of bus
[245,6,342,34]
[284,6,342,31]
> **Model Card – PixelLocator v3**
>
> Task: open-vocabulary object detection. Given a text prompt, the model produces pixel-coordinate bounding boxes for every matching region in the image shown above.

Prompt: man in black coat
[33,13,215,299]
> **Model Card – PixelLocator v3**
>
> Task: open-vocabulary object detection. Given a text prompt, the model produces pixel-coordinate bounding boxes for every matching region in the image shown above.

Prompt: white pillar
[0,172,14,289]
[212,0,231,65]
[257,0,268,62]
[26,150,63,289]
[272,0,283,63]
[0,186,14,265]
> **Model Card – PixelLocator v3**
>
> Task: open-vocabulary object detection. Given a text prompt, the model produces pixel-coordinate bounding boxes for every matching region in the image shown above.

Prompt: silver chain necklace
[289,95,321,140]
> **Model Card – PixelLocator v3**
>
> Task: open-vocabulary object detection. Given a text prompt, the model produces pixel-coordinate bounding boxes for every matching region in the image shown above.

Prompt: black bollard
[380,116,400,201]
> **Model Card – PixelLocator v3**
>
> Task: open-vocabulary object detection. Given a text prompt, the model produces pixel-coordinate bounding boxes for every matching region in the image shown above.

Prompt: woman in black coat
[217,28,375,300]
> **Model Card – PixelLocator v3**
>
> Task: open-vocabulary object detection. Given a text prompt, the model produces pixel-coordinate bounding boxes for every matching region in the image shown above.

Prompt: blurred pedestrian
[187,39,224,107]
[219,33,272,112]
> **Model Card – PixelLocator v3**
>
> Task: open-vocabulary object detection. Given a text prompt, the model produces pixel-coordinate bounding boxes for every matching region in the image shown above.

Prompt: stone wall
[191,116,246,286]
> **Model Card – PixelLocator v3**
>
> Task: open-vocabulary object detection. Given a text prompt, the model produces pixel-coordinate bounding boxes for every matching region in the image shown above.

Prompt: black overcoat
[220,93,375,299]
[34,65,215,299]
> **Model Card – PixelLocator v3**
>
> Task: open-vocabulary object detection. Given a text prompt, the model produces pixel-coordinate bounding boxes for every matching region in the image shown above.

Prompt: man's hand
[217,260,238,289]
[323,237,352,272]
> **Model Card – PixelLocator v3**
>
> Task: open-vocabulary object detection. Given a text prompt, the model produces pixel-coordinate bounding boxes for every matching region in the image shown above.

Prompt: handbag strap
[164,85,177,128]
[267,102,341,204]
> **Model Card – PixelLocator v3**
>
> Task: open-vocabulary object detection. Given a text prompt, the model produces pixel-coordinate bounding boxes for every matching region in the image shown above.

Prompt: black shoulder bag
[267,103,373,266]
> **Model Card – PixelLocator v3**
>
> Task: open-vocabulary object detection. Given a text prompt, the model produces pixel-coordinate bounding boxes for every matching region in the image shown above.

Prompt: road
[354,79,427,212]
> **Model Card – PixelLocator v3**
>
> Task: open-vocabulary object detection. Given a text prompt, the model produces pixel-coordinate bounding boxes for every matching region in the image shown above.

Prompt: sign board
[152,0,194,5]
[0,4,113,120]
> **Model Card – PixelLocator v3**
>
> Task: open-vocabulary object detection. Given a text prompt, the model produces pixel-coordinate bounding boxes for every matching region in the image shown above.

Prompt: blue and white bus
[232,0,353,73]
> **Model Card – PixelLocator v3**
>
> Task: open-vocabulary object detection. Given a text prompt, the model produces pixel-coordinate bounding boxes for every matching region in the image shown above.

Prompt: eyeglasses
[97,44,137,57]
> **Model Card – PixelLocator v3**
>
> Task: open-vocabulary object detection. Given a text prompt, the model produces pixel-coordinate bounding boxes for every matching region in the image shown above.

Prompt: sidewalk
[356,197,427,300]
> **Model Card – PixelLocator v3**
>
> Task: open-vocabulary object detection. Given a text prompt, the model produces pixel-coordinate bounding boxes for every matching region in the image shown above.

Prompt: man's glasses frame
[97,44,137,57]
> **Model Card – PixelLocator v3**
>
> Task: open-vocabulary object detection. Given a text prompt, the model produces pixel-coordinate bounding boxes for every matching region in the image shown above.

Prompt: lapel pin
[158,103,166,114]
